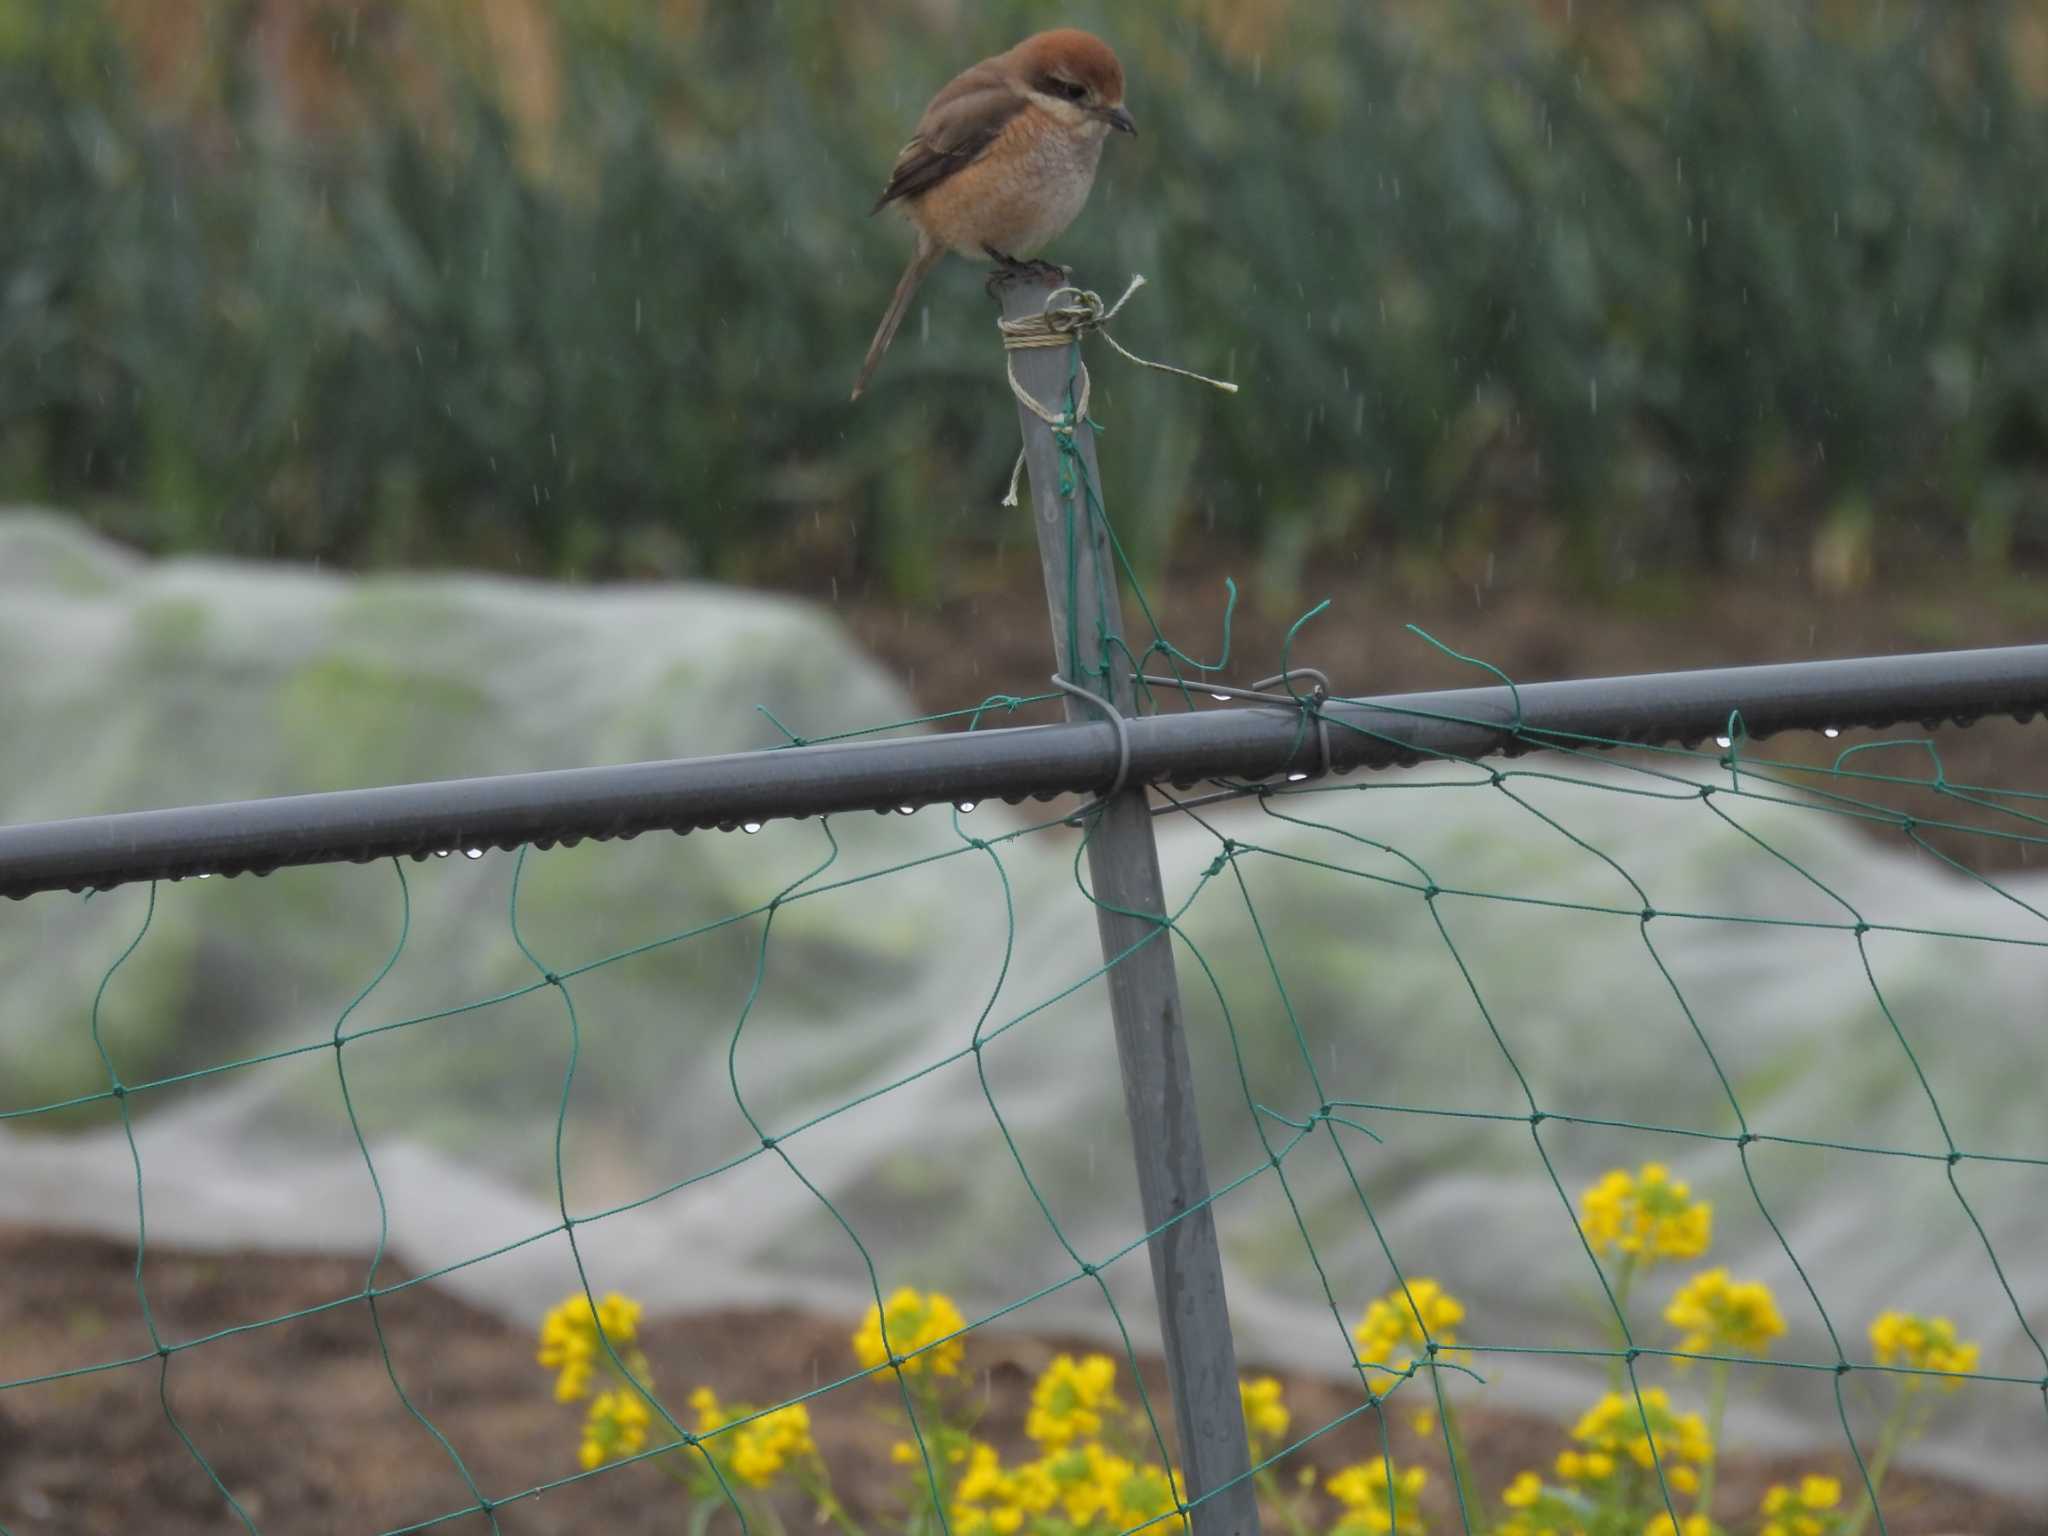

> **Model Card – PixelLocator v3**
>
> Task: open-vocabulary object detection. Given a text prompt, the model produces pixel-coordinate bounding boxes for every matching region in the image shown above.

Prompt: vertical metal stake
[995,271,1259,1536]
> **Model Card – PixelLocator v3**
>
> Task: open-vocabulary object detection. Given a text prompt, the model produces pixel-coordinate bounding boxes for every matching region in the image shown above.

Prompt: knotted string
[996,274,1238,505]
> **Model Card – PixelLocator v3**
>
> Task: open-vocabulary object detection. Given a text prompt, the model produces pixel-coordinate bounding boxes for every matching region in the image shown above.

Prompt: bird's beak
[1102,104,1137,136]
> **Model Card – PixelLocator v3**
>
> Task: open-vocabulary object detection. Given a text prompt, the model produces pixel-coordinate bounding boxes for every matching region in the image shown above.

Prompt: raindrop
[742,821,764,835]
[896,805,917,817]
[955,801,978,815]
[197,873,211,880]
[434,850,452,859]
[1211,692,1232,702]
[1714,735,1732,749]
[463,848,485,860]
[1822,727,1841,739]
[1286,772,1311,783]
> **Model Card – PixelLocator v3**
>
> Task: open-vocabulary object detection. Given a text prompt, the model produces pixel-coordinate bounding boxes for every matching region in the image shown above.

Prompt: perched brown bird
[850,28,1136,400]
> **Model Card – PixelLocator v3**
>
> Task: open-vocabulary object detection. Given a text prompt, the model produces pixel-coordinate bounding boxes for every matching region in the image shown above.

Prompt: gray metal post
[996,271,1259,1536]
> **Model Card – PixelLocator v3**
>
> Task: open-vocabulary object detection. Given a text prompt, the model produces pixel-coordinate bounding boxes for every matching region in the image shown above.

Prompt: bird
[850,28,1137,401]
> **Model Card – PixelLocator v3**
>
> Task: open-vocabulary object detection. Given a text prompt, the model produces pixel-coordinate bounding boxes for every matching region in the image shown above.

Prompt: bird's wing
[871,60,1023,212]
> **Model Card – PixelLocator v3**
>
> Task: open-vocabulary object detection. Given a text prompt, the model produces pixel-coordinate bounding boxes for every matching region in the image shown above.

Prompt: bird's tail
[851,237,944,401]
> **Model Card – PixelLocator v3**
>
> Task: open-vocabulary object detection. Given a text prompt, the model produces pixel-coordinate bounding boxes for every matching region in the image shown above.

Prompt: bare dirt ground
[827,551,2048,875]
[0,1228,2035,1536]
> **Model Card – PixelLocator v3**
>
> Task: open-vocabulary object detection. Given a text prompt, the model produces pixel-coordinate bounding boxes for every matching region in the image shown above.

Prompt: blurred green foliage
[1,0,2044,593]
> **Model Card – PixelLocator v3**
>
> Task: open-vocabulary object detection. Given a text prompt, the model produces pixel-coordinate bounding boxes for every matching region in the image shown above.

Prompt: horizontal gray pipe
[4,644,2045,900]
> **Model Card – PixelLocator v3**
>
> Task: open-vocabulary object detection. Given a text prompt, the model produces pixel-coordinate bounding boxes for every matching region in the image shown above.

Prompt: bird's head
[1010,29,1136,137]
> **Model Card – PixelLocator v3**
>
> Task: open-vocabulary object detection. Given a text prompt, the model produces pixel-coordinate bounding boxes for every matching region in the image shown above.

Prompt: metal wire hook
[1051,672,1133,820]
[1253,670,1335,783]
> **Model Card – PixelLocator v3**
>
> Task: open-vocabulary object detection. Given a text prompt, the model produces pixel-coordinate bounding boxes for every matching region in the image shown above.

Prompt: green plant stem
[800,1463,868,1536]
[902,1374,961,1533]
[1252,1462,1317,1536]
[1695,1359,1729,1525]
[1607,1254,1640,1391]
[1438,1394,1486,1536]
[1841,1384,1924,1536]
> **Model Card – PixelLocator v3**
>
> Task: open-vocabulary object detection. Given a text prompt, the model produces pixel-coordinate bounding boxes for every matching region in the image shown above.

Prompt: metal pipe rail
[3,643,2044,900]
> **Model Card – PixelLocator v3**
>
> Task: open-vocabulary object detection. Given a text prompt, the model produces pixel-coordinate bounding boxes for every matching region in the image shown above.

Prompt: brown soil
[829,551,2048,874]
[0,1228,2034,1535]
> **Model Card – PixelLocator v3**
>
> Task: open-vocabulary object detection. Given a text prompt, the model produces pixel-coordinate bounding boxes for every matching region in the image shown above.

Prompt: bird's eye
[1058,79,1087,101]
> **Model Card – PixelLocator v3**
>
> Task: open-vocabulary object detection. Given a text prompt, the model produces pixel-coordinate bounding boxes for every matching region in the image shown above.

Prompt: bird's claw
[984,249,1071,294]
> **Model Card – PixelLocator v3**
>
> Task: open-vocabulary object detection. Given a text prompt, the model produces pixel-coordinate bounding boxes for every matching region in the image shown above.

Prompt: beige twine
[996,274,1239,506]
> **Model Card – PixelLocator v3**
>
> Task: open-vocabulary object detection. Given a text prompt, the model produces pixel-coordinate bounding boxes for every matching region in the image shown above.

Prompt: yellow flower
[1798,1475,1842,1508]
[728,1403,814,1488]
[1026,1354,1121,1449]
[1561,1389,1712,1486]
[1497,1507,1583,1536]
[1328,1461,1428,1535]
[1502,1470,1543,1508]
[1868,1311,1979,1388]
[1353,1278,1465,1388]
[956,1442,1008,1503]
[1665,1268,1787,1359]
[1041,1442,1178,1529]
[1579,1164,1712,1264]
[690,1385,816,1489]
[1759,1474,1844,1536]
[1239,1375,1290,1448]
[578,1388,652,1470]
[955,1440,1157,1536]
[853,1288,967,1378]
[1555,1446,1617,1482]
[1643,1516,1712,1536]
[689,1384,725,1435]
[537,1290,648,1403]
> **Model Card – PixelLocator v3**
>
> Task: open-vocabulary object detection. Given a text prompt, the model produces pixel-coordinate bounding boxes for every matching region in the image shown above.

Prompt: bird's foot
[984,248,1070,294]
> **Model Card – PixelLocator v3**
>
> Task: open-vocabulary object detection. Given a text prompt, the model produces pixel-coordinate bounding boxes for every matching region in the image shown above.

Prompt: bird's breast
[911,115,1110,260]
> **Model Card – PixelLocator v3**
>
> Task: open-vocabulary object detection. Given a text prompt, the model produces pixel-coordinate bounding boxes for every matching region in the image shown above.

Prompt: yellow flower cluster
[1759,1474,1843,1536]
[1025,1354,1120,1449]
[951,1437,1178,1536]
[1641,1516,1713,1536]
[1557,1388,1712,1493]
[689,1386,816,1489]
[536,1290,647,1403]
[889,1437,971,1469]
[853,1288,967,1379]
[953,1440,1052,1536]
[1353,1277,1465,1387]
[1579,1164,1712,1263]
[1664,1267,1787,1358]
[1495,1506,1551,1535]
[1868,1311,1979,1388]
[580,1388,652,1470]
[1047,1443,1179,1530]
[1326,1461,1428,1536]
[1500,1466,1712,1536]
[1238,1375,1290,1448]
[1495,1472,1576,1536]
